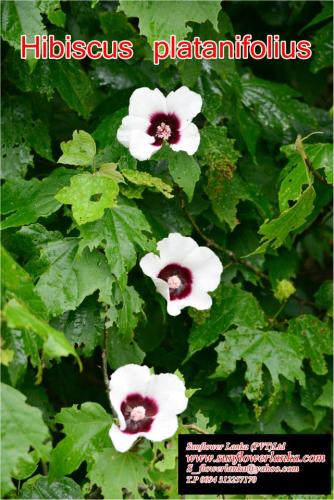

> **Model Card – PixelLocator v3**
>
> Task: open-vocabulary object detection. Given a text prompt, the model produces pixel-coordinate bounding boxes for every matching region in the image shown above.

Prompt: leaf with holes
[55,173,119,225]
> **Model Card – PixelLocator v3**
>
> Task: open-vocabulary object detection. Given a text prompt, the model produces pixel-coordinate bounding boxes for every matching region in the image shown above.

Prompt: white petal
[152,277,170,302]
[117,116,150,148]
[166,86,202,124]
[157,233,199,264]
[170,122,200,156]
[139,253,162,278]
[109,424,138,453]
[109,364,151,429]
[143,414,179,442]
[167,300,182,316]
[146,373,188,415]
[129,87,167,119]
[128,130,160,161]
[185,287,213,310]
[183,247,223,292]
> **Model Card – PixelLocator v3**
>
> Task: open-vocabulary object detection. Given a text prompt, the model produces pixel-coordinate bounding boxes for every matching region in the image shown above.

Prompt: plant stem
[102,309,117,416]
[184,424,208,434]
[272,300,287,321]
[178,189,269,282]
[296,134,328,186]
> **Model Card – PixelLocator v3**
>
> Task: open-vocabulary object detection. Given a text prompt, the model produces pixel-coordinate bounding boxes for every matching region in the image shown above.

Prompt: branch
[178,189,269,282]
[184,424,208,435]
[102,309,117,416]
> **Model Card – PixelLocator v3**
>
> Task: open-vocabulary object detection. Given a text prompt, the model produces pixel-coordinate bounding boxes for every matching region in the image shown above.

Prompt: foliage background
[1,0,333,498]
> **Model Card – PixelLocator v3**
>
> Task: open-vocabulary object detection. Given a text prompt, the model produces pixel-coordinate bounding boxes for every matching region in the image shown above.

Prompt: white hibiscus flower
[117,86,202,161]
[109,364,188,452]
[140,233,223,316]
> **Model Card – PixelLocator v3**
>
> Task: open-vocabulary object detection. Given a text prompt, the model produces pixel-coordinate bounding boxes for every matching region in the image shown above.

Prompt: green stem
[184,423,208,434]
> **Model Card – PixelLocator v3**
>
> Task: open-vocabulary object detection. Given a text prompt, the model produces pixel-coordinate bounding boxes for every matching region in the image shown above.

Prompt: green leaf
[155,148,200,201]
[1,1,44,65]
[310,21,333,73]
[186,284,266,360]
[122,168,173,199]
[35,238,114,316]
[88,448,149,500]
[279,144,310,212]
[279,142,332,212]
[240,75,318,143]
[194,410,217,433]
[198,126,244,228]
[0,338,14,367]
[255,186,316,254]
[1,383,50,496]
[58,130,96,167]
[55,173,119,225]
[1,168,75,230]
[214,327,305,402]
[37,0,66,28]
[315,280,333,316]
[198,125,241,176]
[152,434,178,472]
[315,380,333,409]
[50,59,98,119]
[118,0,221,46]
[93,108,128,149]
[21,476,83,499]
[3,298,82,368]
[53,297,104,357]
[288,315,332,376]
[107,329,145,369]
[1,245,47,318]
[4,48,55,99]
[1,97,52,180]
[302,2,333,31]
[2,326,42,386]
[12,450,39,481]
[305,143,333,184]
[49,403,112,480]
[109,283,144,338]
[79,204,154,283]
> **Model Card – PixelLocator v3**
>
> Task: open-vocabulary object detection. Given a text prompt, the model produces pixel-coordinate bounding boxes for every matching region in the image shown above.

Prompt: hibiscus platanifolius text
[117,86,202,160]
[140,233,223,316]
[108,364,188,452]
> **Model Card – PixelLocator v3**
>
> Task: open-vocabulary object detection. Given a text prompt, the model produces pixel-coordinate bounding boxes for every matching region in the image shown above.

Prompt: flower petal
[146,373,188,415]
[183,247,223,292]
[152,277,170,302]
[157,233,199,264]
[170,122,200,156]
[167,300,182,316]
[166,86,202,124]
[139,253,162,278]
[117,116,150,148]
[185,287,213,310]
[109,424,138,453]
[143,414,179,442]
[128,130,160,161]
[129,87,167,119]
[109,364,151,429]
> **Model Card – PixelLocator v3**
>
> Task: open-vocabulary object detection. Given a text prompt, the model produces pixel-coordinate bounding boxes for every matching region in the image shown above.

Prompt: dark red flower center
[158,263,192,300]
[147,112,180,146]
[121,393,158,434]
